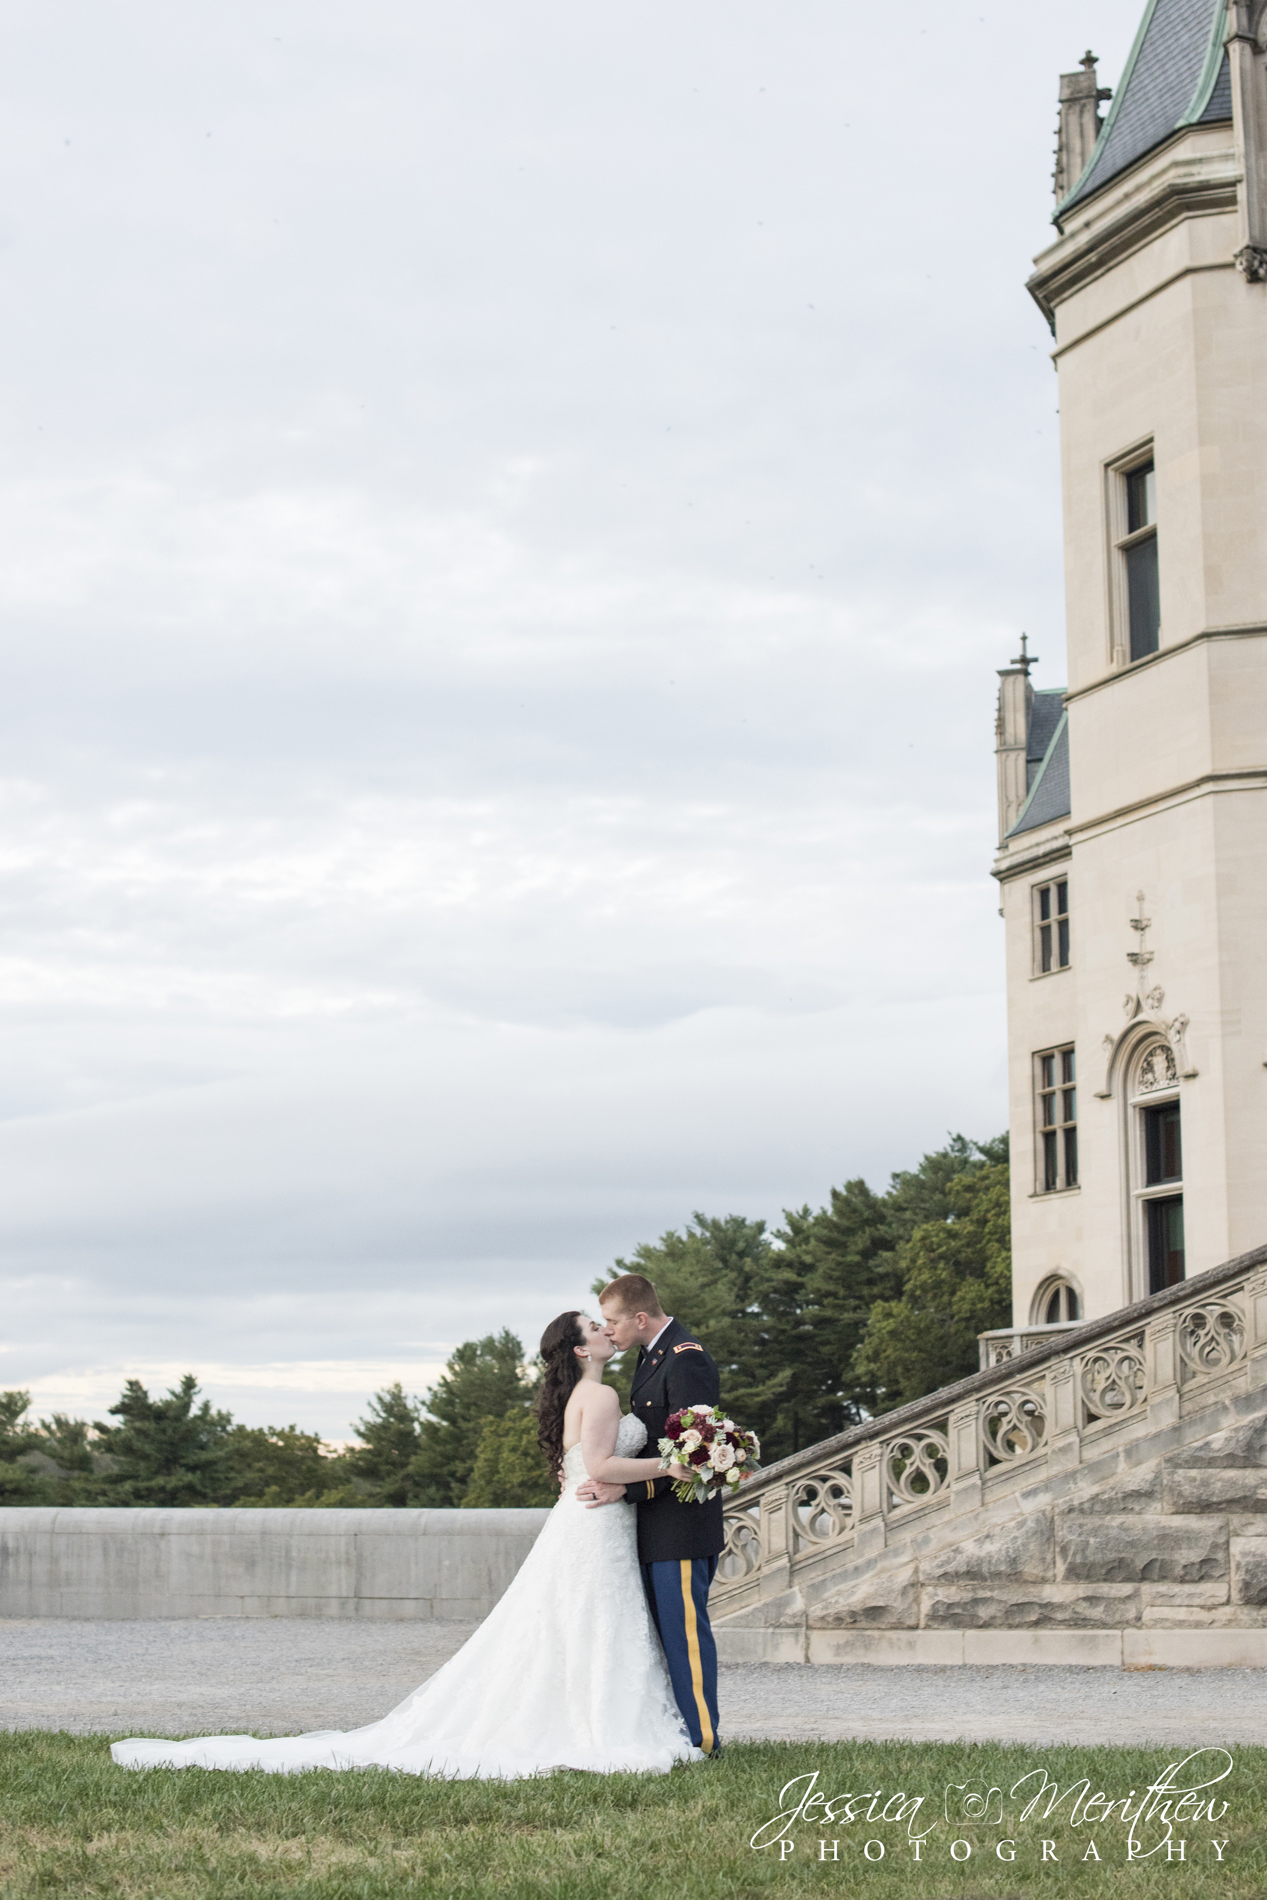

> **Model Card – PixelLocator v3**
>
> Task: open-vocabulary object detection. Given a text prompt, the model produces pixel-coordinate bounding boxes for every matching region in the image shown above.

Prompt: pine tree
[87,1375,235,1505]
[408,1333,536,1507]
[0,1390,41,1504]
[852,1152,1012,1410]
[347,1384,423,1506]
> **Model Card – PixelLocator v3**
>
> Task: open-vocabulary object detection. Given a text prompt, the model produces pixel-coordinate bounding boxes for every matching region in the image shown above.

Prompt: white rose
[710,1443,735,1471]
[726,1467,742,1485]
[721,1420,735,1432]
[681,1429,702,1450]
[692,1403,711,1416]
[735,1447,746,1462]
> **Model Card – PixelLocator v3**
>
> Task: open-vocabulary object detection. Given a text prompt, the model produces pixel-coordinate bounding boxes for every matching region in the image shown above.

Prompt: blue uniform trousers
[641,1557,719,1752]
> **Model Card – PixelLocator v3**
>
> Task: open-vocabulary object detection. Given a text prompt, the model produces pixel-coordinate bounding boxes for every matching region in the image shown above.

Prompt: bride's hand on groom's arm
[576,1475,627,1508]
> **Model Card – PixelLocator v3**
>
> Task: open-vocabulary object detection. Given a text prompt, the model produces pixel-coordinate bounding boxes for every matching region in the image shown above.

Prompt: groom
[576,1272,723,1758]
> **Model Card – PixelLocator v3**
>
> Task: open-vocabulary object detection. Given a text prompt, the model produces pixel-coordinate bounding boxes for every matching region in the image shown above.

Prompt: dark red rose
[688,1446,710,1466]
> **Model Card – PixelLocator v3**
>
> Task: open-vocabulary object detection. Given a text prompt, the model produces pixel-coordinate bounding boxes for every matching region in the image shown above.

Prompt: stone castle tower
[706,0,1267,1672]
[994,0,1267,1334]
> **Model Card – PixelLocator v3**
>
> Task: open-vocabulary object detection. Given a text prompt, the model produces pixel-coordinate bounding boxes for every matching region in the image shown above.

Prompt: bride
[111,1311,700,1778]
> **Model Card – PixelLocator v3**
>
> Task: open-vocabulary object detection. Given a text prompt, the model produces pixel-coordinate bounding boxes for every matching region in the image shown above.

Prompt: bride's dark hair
[536,1310,585,1477]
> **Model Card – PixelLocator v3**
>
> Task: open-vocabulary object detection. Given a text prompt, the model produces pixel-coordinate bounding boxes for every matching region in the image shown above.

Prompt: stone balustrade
[715,1243,1267,1663]
[977,1319,1080,1369]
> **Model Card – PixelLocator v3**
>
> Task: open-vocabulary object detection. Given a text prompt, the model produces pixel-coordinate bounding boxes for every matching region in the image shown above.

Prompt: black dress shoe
[706,1741,723,1760]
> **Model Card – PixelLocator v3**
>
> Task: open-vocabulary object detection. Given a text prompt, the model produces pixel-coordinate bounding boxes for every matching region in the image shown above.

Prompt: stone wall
[0,1506,550,1620]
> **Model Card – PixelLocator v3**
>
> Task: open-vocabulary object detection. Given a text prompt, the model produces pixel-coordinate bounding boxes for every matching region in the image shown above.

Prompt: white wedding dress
[112,1414,698,1779]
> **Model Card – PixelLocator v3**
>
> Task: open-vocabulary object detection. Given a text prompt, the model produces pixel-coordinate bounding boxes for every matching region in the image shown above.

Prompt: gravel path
[1,1618,1262,1747]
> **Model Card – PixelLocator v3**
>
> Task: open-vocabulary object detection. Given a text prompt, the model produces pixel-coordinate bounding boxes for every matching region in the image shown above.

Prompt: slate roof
[1008,705,1071,839]
[1058,0,1232,217]
[1026,689,1065,794]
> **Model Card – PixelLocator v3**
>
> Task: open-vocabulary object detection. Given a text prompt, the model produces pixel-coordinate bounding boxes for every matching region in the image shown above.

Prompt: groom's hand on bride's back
[576,1476,627,1508]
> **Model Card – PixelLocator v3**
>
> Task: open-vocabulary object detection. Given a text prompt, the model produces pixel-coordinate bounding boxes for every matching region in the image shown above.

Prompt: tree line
[0,1133,1008,1508]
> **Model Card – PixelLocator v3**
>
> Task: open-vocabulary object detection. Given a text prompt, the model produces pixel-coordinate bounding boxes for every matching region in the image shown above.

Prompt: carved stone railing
[716,1243,1267,1606]
[978,1320,1080,1369]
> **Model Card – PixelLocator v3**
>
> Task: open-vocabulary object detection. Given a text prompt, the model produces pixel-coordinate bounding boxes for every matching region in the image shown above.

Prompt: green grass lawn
[1,1733,1262,1900]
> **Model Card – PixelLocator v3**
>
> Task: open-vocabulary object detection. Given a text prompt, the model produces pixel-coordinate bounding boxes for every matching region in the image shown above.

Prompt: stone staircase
[714,1244,1267,1666]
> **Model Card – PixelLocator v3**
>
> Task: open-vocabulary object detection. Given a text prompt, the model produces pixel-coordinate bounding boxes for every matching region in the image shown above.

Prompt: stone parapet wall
[0,1507,550,1621]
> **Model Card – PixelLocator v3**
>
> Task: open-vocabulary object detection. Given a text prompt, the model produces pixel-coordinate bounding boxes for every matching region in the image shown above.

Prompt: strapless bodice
[562,1412,647,1484]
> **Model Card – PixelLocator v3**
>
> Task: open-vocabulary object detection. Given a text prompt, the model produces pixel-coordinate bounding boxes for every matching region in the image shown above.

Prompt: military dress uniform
[628,1317,724,1754]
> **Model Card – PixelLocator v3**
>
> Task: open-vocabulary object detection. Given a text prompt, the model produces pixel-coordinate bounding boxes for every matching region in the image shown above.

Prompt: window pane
[1042,1093,1056,1127]
[1043,1130,1058,1191]
[1040,924,1052,973]
[1162,1107,1182,1181]
[1055,881,1067,915]
[1041,1054,1055,1089]
[1144,1102,1182,1185]
[1066,1287,1080,1321]
[1147,1195,1184,1293]
[1127,462,1155,533]
[1127,535,1160,660]
[1064,1126,1078,1187]
[1039,886,1051,921]
[1061,1048,1075,1084]
[1062,1088,1076,1124]
[1045,1288,1062,1324]
[1057,918,1070,967]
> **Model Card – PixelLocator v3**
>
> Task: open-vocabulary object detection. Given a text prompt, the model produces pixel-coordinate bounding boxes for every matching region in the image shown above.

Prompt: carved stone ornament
[719,1507,761,1578]
[791,1470,853,1547]
[1080,1341,1147,1420]
[1177,1302,1247,1380]
[979,1386,1047,1463]
[1167,1011,1197,1078]
[1234,243,1267,282]
[1145,985,1165,1012]
[1137,1041,1178,1092]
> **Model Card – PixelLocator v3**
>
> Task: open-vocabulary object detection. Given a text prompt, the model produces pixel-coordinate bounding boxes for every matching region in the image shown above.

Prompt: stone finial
[1054,50,1111,202]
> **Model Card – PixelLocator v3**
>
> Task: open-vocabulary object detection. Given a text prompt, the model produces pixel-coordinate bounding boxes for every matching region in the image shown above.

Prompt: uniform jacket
[627,1317,725,1565]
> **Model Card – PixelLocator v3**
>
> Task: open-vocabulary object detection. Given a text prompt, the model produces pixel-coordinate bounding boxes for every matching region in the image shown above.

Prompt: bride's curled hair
[536,1310,585,1477]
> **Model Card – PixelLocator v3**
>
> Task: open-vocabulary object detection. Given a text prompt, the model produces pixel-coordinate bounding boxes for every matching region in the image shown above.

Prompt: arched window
[1032,1277,1081,1326]
[1130,1037,1183,1294]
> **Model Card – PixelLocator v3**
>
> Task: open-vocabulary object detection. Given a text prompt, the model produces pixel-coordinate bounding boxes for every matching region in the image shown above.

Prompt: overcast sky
[0,1,1145,1438]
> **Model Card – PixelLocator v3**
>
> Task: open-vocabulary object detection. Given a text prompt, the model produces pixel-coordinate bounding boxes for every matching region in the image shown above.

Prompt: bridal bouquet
[658,1404,761,1504]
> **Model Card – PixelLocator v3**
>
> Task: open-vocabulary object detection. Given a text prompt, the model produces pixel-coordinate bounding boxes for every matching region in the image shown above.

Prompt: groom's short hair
[598,1273,664,1319]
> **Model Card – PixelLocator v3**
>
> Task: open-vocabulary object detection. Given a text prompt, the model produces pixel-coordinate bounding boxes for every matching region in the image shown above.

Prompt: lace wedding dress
[111,1414,698,1779]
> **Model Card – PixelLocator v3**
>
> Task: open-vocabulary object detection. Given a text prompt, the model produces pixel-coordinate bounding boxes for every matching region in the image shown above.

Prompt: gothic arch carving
[1096,1012,1195,1099]
[1097,1017,1161,1099]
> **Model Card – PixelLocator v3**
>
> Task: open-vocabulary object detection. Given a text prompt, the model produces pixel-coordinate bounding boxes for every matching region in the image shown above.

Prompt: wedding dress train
[111,1414,698,1778]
